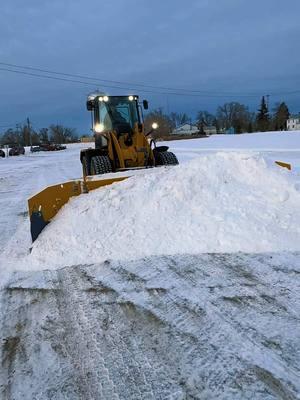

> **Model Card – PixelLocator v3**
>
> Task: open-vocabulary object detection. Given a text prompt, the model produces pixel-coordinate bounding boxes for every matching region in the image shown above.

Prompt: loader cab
[81,94,153,174]
[87,95,144,139]
[81,93,178,176]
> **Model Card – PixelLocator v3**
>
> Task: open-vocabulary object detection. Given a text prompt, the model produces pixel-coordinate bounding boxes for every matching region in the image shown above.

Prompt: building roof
[174,123,198,130]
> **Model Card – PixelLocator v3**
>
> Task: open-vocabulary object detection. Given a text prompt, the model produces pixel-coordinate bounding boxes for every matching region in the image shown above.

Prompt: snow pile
[27,152,300,269]
[166,130,300,151]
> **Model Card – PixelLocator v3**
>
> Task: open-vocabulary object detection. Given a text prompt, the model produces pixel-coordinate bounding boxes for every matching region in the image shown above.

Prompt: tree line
[144,97,291,138]
[0,123,77,146]
[0,97,292,145]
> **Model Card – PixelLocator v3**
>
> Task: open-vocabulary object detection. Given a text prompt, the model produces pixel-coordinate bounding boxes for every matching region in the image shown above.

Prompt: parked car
[0,149,5,158]
[9,146,25,156]
[39,143,67,151]
[30,146,41,152]
[55,144,67,151]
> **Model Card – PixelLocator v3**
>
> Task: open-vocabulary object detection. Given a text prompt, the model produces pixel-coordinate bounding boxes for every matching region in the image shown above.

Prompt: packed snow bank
[23,152,300,270]
[165,130,300,151]
[164,131,300,171]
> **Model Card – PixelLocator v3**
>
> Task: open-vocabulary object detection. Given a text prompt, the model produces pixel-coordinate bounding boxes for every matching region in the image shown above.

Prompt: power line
[0,61,259,95]
[0,67,122,89]
[0,62,299,98]
[0,67,265,98]
[0,66,194,96]
[0,67,233,97]
[0,122,23,128]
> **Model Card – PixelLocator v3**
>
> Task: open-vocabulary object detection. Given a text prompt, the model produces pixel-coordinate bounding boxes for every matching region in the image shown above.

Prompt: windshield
[97,97,139,131]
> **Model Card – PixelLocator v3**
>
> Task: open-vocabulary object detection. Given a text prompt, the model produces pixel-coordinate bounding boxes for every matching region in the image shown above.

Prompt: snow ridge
[25,152,300,270]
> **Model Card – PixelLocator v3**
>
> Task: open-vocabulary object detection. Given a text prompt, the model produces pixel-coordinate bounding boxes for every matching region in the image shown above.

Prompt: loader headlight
[128,95,134,101]
[94,123,105,133]
[103,96,109,102]
[152,122,159,130]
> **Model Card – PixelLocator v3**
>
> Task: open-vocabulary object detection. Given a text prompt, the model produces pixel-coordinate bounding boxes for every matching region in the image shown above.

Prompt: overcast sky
[0,0,300,133]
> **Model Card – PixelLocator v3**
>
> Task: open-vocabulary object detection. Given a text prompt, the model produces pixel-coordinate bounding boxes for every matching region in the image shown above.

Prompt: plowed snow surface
[1,135,300,399]
[25,153,300,270]
[1,253,300,400]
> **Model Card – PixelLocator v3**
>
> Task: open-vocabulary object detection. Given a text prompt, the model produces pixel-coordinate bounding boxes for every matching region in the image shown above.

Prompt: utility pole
[16,123,20,146]
[266,94,270,110]
[27,117,32,146]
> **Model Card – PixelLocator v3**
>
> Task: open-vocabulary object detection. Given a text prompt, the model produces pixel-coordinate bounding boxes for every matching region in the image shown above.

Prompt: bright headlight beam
[152,122,159,130]
[94,123,104,133]
[103,96,109,102]
[129,95,134,101]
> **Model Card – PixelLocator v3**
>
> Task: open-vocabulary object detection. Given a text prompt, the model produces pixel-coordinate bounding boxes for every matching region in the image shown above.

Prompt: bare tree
[217,102,252,133]
[0,128,20,145]
[196,111,215,127]
[39,128,49,143]
[49,125,77,143]
[169,112,190,127]
[144,109,174,139]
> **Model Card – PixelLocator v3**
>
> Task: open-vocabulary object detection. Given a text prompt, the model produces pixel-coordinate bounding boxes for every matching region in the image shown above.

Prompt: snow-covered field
[1,131,300,399]
[167,131,300,171]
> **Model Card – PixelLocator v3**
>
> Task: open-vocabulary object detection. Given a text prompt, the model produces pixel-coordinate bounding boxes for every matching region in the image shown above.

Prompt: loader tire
[90,155,112,175]
[155,151,179,166]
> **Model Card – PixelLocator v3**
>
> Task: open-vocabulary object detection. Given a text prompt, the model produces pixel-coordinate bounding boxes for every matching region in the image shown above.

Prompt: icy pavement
[1,253,300,399]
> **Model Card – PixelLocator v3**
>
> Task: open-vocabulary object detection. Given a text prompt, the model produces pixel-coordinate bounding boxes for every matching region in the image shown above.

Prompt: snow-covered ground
[24,152,300,270]
[1,131,300,399]
[166,131,300,169]
[1,253,300,399]
[1,131,300,274]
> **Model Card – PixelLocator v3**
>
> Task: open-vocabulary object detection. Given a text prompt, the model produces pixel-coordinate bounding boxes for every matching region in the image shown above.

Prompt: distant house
[204,126,217,135]
[172,123,199,135]
[81,136,95,143]
[287,115,300,131]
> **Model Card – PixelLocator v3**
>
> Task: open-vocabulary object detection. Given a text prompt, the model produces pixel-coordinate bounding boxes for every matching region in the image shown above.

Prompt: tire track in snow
[1,253,300,399]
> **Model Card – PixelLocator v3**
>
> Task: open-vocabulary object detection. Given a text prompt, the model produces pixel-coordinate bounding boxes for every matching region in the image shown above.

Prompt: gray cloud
[0,0,299,133]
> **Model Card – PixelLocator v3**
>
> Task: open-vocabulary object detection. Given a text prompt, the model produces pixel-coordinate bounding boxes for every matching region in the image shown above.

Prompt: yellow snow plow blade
[28,176,127,242]
[275,161,292,171]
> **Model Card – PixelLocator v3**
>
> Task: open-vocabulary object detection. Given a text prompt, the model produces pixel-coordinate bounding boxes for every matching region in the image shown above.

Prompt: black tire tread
[155,151,179,166]
[90,155,112,175]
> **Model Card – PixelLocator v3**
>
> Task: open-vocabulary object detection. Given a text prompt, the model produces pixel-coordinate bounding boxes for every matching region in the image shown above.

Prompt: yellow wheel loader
[28,94,178,242]
[80,94,178,176]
